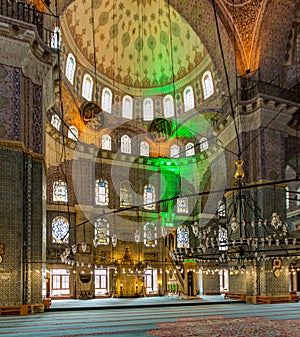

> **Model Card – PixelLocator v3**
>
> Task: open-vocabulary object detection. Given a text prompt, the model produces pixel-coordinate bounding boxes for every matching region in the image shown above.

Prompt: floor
[0,296,299,336]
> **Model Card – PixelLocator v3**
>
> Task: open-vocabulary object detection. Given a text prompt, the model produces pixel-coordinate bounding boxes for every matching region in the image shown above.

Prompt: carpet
[146,316,300,337]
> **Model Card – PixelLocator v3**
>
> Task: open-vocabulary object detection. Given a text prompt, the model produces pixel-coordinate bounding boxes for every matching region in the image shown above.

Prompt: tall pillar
[0,20,54,305]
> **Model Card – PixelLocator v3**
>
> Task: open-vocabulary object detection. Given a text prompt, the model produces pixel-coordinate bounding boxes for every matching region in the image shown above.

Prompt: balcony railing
[0,0,56,48]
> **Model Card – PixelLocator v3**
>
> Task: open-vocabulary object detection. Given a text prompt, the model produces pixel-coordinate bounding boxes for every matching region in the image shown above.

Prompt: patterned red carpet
[146,316,300,337]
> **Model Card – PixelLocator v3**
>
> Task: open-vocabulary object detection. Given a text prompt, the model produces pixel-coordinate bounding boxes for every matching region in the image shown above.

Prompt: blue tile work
[0,64,21,142]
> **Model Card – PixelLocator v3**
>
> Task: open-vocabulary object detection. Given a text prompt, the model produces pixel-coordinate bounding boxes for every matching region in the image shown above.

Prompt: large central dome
[62,0,211,92]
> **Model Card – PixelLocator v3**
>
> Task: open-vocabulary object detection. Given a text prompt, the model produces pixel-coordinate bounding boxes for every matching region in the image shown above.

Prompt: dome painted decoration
[62,0,211,90]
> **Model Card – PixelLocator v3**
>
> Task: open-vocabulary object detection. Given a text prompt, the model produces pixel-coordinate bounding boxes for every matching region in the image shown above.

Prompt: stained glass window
[120,182,133,207]
[177,197,188,214]
[82,74,93,101]
[101,87,112,113]
[202,70,214,100]
[121,135,131,154]
[143,98,154,121]
[52,216,69,244]
[122,95,133,119]
[68,125,78,141]
[51,27,61,50]
[95,179,109,206]
[286,187,289,210]
[144,222,157,247]
[51,114,61,131]
[170,144,180,158]
[200,137,208,152]
[140,141,150,157]
[144,185,156,210]
[94,218,109,245]
[218,227,228,251]
[102,134,111,150]
[53,180,68,202]
[183,86,195,112]
[163,95,175,118]
[177,225,189,248]
[65,53,76,85]
[185,142,195,157]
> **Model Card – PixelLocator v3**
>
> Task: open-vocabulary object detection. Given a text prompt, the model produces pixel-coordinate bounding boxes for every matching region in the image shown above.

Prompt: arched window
[82,74,93,101]
[170,144,180,158]
[140,141,150,157]
[183,86,194,112]
[65,53,76,85]
[51,114,61,131]
[102,134,111,150]
[143,98,154,121]
[163,95,174,118]
[95,179,109,206]
[144,222,157,247]
[53,180,68,202]
[52,216,69,244]
[177,197,188,214]
[177,225,189,248]
[101,87,112,113]
[202,70,214,100]
[144,184,156,210]
[121,135,131,154]
[200,137,208,152]
[185,142,195,157]
[120,182,133,207]
[94,218,109,246]
[122,95,133,119]
[51,26,61,50]
[68,125,78,141]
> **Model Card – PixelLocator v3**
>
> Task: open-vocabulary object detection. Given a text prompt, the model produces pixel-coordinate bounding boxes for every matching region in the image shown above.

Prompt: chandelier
[171,160,300,268]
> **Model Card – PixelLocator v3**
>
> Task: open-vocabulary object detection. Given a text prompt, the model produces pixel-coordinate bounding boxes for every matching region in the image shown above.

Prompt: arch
[95,179,109,206]
[52,216,69,244]
[94,218,110,246]
[170,144,180,158]
[144,222,157,247]
[68,125,78,141]
[51,26,61,50]
[177,197,188,214]
[143,98,154,121]
[122,95,133,119]
[53,180,68,202]
[176,224,189,248]
[185,142,195,157]
[82,73,94,101]
[163,95,175,118]
[101,87,112,113]
[144,184,156,210]
[102,134,111,150]
[202,70,214,100]
[120,181,133,207]
[121,134,131,154]
[200,137,208,152]
[140,141,150,157]
[51,114,61,131]
[65,53,76,85]
[183,86,194,112]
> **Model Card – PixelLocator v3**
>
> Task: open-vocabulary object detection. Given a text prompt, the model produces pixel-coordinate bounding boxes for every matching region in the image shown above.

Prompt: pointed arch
[183,86,194,112]
[102,87,112,113]
[163,95,175,118]
[202,70,214,100]
[143,98,154,121]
